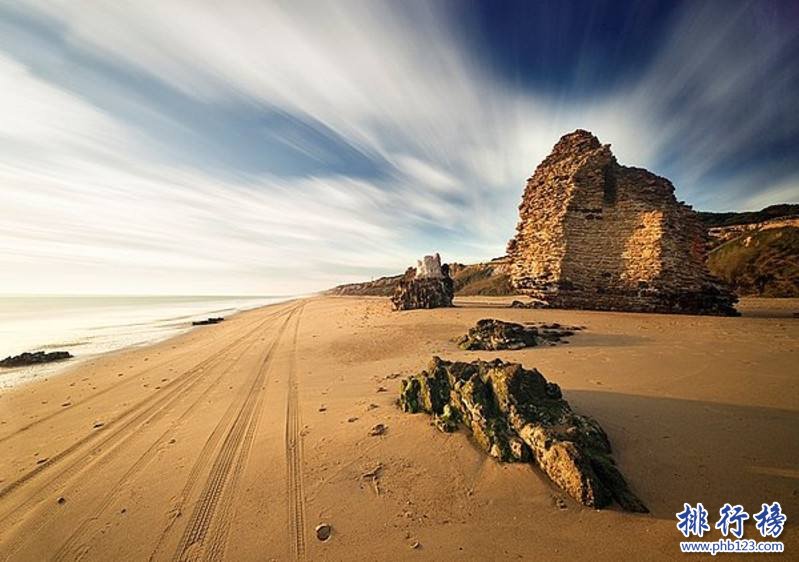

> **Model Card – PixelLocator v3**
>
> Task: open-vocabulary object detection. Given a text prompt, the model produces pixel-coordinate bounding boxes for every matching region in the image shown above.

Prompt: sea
[0,295,292,388]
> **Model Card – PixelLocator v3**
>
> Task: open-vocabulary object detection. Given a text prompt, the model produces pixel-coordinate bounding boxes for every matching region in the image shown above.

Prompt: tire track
[0,305,295,554]
[170,304,301,561]
[285,305,307,561]
[204,303,307,562]
[0,306,290,505]
[0,303,296,448]
[50,305,301,561]
[0,346,197,447]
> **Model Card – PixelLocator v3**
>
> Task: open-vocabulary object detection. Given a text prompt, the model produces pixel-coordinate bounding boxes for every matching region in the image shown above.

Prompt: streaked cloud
[0,1,796,294]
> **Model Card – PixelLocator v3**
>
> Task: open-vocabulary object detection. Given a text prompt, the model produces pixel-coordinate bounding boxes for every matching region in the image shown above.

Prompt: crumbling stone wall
[507,130,738,315]
[391,254,454,310]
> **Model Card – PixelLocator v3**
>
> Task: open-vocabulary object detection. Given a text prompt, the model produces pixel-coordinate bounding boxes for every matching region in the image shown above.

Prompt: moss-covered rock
[397,357,647,512]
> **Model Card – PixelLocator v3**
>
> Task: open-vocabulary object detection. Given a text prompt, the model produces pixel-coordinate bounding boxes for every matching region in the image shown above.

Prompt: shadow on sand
[565,390,799,521]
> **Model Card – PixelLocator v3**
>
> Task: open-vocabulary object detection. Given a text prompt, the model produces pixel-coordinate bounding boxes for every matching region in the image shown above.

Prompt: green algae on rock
[398,357,647,512]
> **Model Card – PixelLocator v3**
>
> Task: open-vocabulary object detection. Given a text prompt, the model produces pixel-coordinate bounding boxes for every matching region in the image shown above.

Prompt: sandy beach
[0,296,797,560]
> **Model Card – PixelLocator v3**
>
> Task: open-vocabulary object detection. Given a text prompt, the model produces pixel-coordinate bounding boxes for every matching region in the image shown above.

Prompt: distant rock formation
[326,274,404,297]
[0,351,73,368]
[507,130,738,315]
[327,258,513,298]
[399,357,647,511]
[456,319,579,350]
[391,254,454,310]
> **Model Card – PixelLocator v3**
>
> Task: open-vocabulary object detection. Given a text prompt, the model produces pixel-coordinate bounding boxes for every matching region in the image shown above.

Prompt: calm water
[0,295,291,387]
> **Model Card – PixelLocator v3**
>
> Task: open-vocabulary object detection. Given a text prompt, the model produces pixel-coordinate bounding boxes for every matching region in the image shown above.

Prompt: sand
[0,296,797,560]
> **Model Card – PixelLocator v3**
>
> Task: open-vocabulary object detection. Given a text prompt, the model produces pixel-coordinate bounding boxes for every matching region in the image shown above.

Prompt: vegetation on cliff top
[708,226,799,297]
[698,204,799,228]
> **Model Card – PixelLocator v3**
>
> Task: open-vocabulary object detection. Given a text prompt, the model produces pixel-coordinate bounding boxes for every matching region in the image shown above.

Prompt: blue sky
[0,1,797,295]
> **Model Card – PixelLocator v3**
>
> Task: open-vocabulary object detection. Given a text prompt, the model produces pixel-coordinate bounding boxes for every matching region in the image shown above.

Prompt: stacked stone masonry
[507,130,738,315]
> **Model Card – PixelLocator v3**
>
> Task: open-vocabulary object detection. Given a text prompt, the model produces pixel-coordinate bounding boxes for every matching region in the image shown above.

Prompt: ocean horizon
[0,294,294,387]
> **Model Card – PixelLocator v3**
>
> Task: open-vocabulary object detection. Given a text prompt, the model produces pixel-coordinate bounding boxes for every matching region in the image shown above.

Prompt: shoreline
[0,296,796,560]
[2,294,792,390]
[0,295,298,389]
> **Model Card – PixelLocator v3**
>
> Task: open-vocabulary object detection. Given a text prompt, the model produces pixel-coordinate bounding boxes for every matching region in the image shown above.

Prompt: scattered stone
[192,317,224,326]
[61,402,71,407]
[57,497,66,505]
[369,424,387,437]
[507,129,738,316]
[361,463,383,495]
[385,373,401,379]
[36,458,49,465]
[347,417,359,423]
[318,405,327,412]
[410,540,421,549]
[0,351,72,368]
[398,357,647,512]
[315,523,332,542]
[366,403,379,411]
[376,386,388,393]
[457,319,579,350]
[93,422,104,429]
[391,254,454,311]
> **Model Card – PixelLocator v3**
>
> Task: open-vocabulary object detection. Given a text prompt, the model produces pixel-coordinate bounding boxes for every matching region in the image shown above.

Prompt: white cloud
[0,1,796,294]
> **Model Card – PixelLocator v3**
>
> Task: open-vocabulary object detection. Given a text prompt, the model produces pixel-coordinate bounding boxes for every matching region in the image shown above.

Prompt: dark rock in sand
[509,299,547,309]
[192,317,224,326]
[315,523,332,541]
[457,319,579,351]
[398,357,647,512]
[391,254,454,311]
[0,351,73,368]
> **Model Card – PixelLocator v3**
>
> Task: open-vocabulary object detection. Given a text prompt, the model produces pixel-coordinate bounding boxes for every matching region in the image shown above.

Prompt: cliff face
[708,225,799,297]
[507,130,738,315]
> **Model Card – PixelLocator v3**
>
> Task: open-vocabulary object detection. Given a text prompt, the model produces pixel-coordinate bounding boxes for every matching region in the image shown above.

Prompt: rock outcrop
[192,317,224,326]
[456,319,579,350]
[391,254,454,310]
[399,357,647,512]
[0,351,73,368]
[507,130,738,315]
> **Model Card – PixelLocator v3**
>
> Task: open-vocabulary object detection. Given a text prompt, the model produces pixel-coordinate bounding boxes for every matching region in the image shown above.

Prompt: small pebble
[369,424,387,436]
[315,523,332,541]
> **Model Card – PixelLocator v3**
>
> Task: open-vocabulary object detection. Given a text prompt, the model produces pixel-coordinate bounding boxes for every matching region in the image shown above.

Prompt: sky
[0,0,797,295]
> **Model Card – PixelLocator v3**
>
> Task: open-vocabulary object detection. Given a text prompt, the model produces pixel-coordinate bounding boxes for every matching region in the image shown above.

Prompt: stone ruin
[507,130,738,315]
[391,253,454,310]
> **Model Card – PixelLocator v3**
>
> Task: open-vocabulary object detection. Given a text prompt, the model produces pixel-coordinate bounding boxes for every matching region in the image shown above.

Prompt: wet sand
[0,296,797,560]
